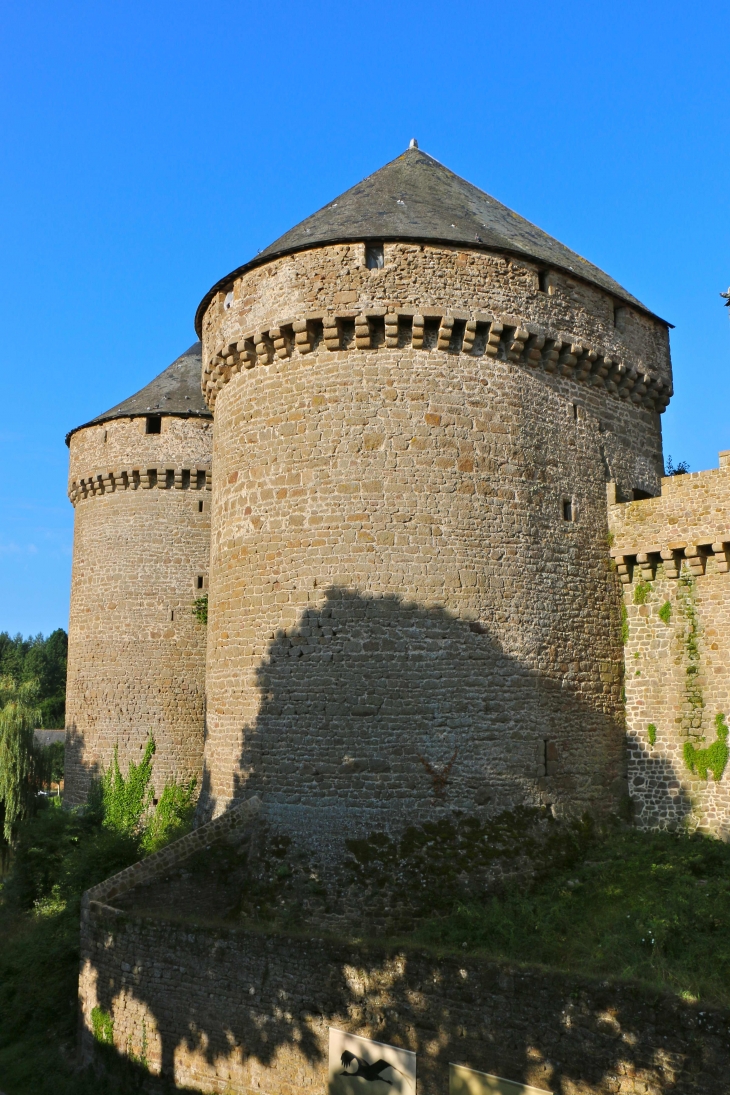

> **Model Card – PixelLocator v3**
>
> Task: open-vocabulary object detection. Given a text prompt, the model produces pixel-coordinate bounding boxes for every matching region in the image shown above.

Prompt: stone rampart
[609,454,730,834]
[80,909,729,1094]
[64,414,213,804]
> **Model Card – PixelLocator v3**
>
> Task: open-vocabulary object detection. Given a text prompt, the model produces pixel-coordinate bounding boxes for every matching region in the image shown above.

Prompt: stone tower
[64,343,213,804]
[195,146,672,854]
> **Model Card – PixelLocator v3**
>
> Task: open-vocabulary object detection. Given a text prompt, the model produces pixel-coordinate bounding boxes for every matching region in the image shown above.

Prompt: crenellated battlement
[203,308,672,413]
[68,465,211,506]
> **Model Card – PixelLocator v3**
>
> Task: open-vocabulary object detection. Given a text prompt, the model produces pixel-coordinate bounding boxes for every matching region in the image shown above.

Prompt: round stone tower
[64,343,213,804]
[195,146,673,852]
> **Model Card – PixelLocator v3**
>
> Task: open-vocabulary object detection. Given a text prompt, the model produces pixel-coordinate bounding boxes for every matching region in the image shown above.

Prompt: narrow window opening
[537,269,549,293]
[196,575,204,590]
[613,304,626,330]
[169,609,174,621]
[365,243,384,270]
[103,429,108,443]
[543,740,549,774]
[572,403,578,421]
[198,500,204,513]
[223,290,234,310]
[563,498,573,522]
[146,415,162,434]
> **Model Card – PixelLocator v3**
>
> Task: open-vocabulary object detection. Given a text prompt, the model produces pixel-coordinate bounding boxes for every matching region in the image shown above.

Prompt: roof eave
[64,408,213,448]
[194,236,671,338]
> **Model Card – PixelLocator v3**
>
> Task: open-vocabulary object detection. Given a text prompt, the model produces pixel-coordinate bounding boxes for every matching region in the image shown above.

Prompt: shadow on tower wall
[197,587,629,850]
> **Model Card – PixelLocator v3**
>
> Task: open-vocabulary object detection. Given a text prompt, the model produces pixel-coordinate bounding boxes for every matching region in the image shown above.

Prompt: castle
[65,143,730,849]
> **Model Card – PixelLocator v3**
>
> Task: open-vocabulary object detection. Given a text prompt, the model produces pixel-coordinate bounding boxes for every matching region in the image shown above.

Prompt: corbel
[384,312,399,348]
[269,327,290,360]
[462,319,478,353]
[683,545,707,577]
[355,314,371,350]
[485,321,503,357]
[507,326,530,362]
[711,542,730,573]
[437,316,454,351]
[541,338,562,373]
[411,314,425,349]
[323,317,340,351]
[254,332,271,364]
[524,332,545,366]
[612,554,633,585]
[636,552,657,581]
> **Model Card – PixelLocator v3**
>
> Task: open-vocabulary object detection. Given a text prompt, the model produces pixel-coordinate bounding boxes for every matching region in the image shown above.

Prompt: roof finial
[409,138,418,149]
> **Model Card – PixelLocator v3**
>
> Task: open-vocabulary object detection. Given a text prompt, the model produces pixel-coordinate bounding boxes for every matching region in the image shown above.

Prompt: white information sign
[328,1028,416,1094]
[450,1064,552,1095]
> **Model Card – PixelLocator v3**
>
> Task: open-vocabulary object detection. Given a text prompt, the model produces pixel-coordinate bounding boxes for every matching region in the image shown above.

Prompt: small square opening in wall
[562,497,574,522]
[365,242,384,269]
[145,415,162,434]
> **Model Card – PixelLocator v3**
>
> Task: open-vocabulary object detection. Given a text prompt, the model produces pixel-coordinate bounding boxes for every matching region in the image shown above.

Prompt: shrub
[658,601,672,625]
[141,778,197,853]
[647,724,657,746]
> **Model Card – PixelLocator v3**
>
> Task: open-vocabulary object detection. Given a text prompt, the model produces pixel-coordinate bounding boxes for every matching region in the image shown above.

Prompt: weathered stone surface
[79,909,730,1095]
[64,411,212,803]
[197,240,668,857]
[609,454,730,834]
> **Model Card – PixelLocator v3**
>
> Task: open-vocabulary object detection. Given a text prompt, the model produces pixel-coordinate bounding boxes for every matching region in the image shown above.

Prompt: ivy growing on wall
[633,580,652,605]
[684,713,729,782]
[677,572,704,736]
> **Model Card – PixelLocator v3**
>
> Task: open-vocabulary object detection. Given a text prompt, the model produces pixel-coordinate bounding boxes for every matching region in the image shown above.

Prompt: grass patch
[413,824,730,1006]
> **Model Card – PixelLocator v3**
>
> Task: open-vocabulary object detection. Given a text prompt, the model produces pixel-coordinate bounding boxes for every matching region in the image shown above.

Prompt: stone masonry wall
[609,453,730,836]
[65,414,213,804]
[79,907,730,1095]
[197,242,669,858]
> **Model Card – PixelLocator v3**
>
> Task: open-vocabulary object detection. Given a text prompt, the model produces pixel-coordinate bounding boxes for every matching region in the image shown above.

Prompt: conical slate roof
[66,342,210,444]
[195,145,663,333]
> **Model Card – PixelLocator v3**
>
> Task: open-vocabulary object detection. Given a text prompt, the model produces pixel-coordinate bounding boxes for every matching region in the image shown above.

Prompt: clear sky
[1,0,728,637]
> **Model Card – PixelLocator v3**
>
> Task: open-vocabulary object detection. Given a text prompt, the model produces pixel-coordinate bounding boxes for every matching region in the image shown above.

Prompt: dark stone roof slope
[195,146,665,333]
[66,343,210,445]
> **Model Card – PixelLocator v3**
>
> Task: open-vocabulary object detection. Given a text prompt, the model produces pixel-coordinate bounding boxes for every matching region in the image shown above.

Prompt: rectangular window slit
[365,242,384,269]
[563,498,573,521]
[145,415,162,434]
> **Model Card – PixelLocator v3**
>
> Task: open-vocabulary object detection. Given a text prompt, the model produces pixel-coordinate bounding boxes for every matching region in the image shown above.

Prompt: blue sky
[1,0,728,636]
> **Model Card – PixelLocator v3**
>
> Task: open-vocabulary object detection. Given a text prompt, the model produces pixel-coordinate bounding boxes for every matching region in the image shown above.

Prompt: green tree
[0,677,41,843]
[0,629,67,728]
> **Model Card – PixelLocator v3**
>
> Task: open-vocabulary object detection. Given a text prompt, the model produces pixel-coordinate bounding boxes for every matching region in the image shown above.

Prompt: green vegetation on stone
[684,713,730,782]
[658,600,672,625]
[620,602,629,644]
[647,723,657,746]
[192,593,208,624]
[633,580,652,605]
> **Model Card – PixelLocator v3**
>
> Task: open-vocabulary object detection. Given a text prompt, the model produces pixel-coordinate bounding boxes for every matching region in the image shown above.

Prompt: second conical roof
[196,146,661,333]
[66,342,210,444]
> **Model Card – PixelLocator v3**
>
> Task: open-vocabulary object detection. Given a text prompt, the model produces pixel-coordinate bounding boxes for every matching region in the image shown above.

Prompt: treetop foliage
[0,629,67,729]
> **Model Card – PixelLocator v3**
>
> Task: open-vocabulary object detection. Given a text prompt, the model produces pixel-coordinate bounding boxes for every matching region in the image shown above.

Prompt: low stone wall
[80,908,730,1095]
